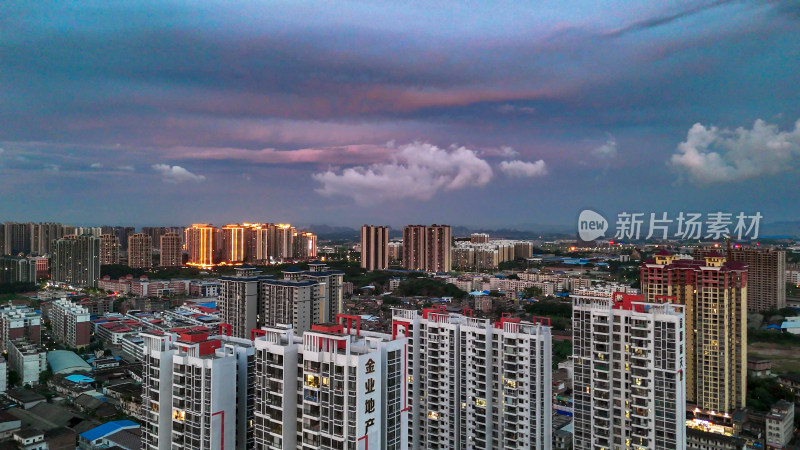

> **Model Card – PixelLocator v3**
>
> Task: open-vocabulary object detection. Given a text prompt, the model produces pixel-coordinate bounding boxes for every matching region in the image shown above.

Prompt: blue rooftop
[65,374,94,383]
[780,321,800,329]
[80,420,139,442]
[196,302,216,309]
[282,266,303,273]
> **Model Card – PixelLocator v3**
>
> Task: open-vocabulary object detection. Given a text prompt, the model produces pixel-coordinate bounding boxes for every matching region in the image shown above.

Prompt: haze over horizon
[2,1,800,227]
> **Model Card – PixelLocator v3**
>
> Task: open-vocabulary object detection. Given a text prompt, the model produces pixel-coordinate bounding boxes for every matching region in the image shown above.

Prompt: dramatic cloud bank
[499,159,548,178]
[152,164,207,184]
[670,119,800,183]
[313,142,493,205]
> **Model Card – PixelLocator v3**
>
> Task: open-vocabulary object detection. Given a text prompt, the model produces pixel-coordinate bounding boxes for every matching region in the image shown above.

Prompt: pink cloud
[168,144,395,165]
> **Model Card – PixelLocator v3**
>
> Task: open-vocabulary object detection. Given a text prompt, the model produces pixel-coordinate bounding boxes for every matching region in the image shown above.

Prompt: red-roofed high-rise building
[641,251,747,428]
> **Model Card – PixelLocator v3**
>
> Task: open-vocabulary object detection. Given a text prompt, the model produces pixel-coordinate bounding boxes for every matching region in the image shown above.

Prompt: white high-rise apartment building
[392,307,552,450]
[219,267,272,339]
[286,261,344,323]
[252,318,407,449]
[261,278,321,335]
[141,326,255,450]
[572,293,686,450]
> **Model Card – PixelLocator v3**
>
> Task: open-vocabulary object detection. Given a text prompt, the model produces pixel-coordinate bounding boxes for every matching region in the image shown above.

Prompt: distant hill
[761,221,800,238]
[302,220,800,241]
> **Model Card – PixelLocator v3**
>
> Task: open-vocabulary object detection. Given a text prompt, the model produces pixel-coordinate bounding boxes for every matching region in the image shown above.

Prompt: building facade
[141,326,255,450]
[51,234,101,287]
[641,251,747,425]
[470,233,490,244]
[1,222,31,256]
[219,264,344,339]
[0,256,37,284]
[50,298,91,348]
[0,304,42,352]
[99,234,121,265]
[185,224,216,266]
[392,307,552,450]
[765,400,794,449]
[222,224,246,263]
[219,268,273,339]
[128,233,153,269]
[252,319,407,450]
[695,247,786,312]
[402,224,452,272]
[294,231,318,259]
[7,338,46,386]
[160,232,183,267]
[572,292,686,450]
[361,225,389,271]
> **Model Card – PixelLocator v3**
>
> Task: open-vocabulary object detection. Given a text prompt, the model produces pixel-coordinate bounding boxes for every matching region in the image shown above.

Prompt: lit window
[304,375,320,388]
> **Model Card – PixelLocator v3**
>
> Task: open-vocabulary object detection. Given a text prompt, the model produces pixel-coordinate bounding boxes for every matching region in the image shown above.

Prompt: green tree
[7,370,20,387]
[552,340,573,368]
[747,377,794,411]
[522,286,543,298]
[39,367,53,385]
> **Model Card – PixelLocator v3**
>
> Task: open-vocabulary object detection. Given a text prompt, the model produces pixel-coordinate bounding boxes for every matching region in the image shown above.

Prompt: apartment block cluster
[218,262,344,337]
[440,272,597,298]
[97,274,220,298]
[184,223,318,267]
[137,300,556,450]
[361,225,538,273]
[0,298,93,389]
[567,245,795,448]
[452,233,536,271]
[0,222,188,287]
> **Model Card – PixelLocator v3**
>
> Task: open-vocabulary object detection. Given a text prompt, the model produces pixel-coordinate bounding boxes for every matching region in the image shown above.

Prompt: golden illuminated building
[185,224,215,266]
[641,250,747,424]
[294,231,317,259]
[221,224,245,263]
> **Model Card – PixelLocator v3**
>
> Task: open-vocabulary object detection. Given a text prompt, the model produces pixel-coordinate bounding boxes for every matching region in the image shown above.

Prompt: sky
[1,0,799,229]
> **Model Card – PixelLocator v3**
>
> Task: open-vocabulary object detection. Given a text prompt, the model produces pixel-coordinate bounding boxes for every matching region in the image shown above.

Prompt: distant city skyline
[2,2,800,227]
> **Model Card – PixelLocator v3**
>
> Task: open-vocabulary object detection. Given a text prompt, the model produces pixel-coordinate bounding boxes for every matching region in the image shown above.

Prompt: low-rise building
[120,334,145,363]
[777,374,800,407]
[686,427,747,449]
[13,428,47,450]
[7,338,47,386]
[747,357,772,378]
[765,400,794,449]
[46,350,92,375]
[0,410,22,439]
[189,279,219,297]
[78,419,140,450]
